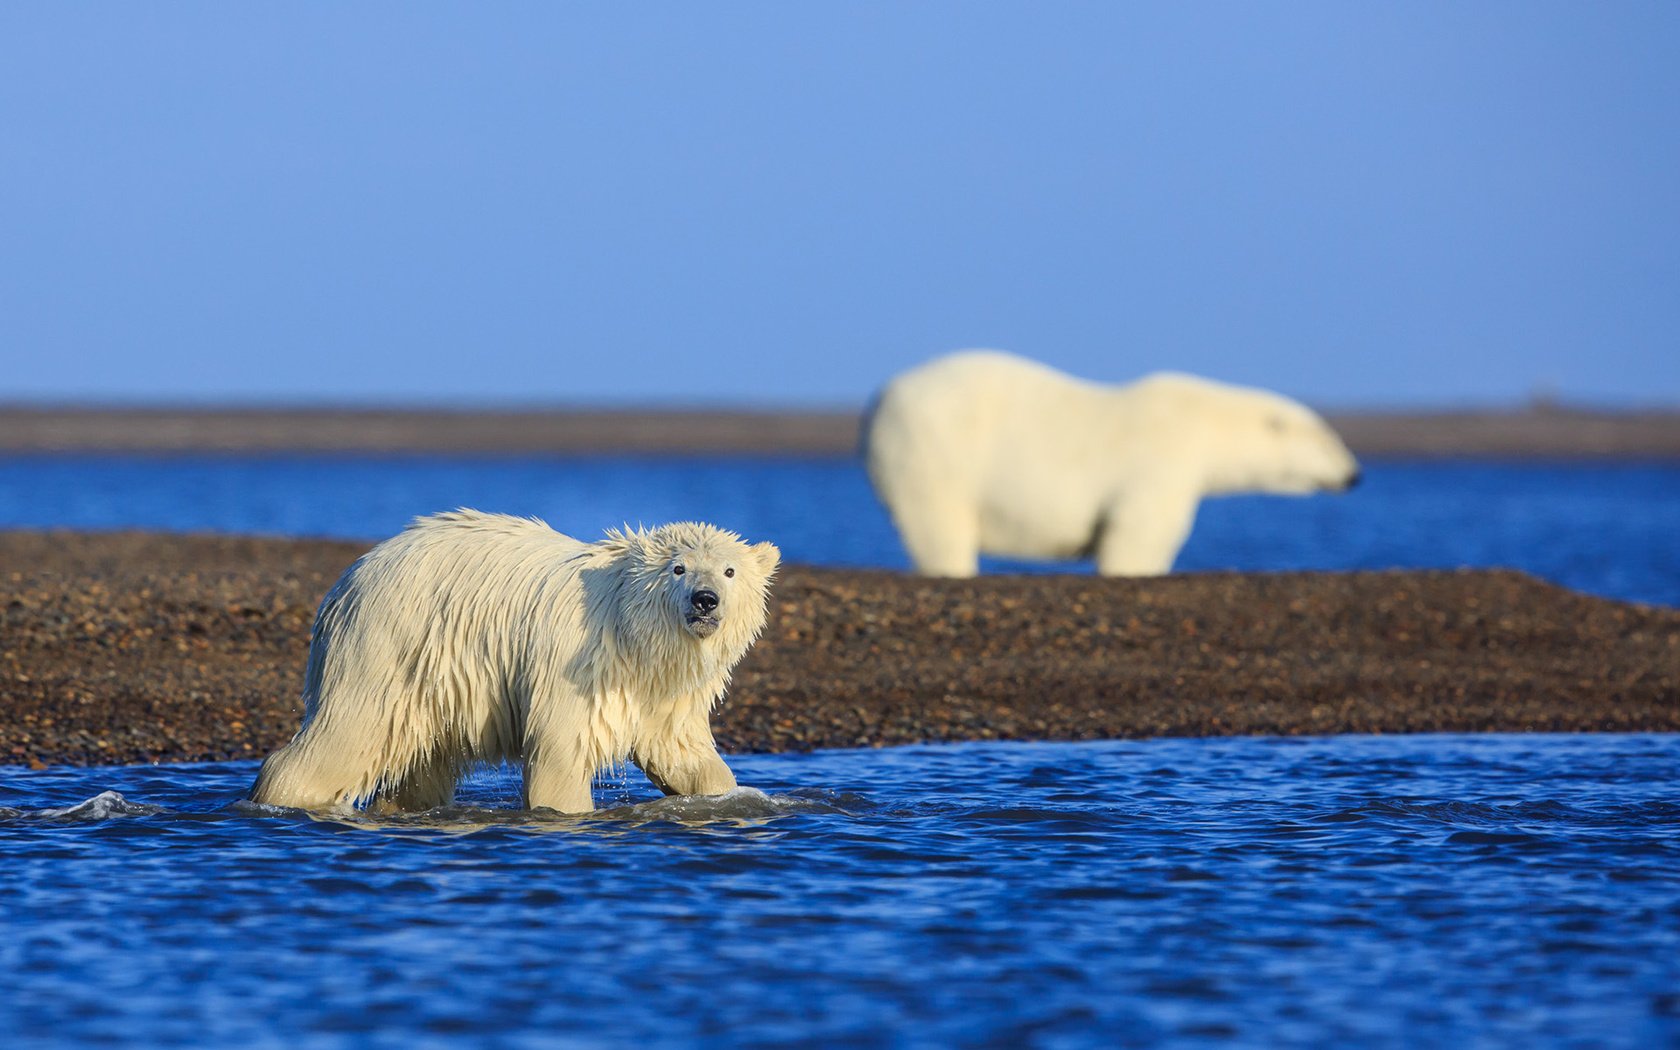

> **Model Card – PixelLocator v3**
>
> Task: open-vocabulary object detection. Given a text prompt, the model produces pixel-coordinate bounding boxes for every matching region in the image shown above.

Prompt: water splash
[592,785,866,825]
[15,790,168,821]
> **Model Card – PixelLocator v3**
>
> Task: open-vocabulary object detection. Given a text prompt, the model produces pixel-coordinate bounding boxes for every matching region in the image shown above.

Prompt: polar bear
[249,510,780,813]
[863,350,1360,577]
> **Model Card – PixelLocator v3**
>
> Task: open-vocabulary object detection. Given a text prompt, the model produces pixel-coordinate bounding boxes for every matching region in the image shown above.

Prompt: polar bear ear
[750,541,781,575]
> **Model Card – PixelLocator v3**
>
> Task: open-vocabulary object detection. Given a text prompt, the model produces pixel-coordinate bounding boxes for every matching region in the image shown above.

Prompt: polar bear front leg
[634,732,738,798]
[1095,485,1202,577]
[892,491,982,578]
[523,757,596,813]
[521,734,598,813]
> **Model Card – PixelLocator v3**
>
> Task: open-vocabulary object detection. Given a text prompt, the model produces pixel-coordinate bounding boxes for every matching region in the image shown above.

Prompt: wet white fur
[864,350,1360,577]
[249,510,780,813]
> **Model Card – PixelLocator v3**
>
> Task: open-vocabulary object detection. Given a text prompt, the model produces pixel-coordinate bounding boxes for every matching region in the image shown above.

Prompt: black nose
[691,589,719,614]
[1345,469,1363,490]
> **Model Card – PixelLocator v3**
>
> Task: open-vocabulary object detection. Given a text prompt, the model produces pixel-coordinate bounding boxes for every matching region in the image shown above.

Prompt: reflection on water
[3,735,1677,1048]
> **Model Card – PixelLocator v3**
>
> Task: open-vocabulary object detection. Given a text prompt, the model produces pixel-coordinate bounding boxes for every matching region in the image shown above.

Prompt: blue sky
[2,3,1676,409]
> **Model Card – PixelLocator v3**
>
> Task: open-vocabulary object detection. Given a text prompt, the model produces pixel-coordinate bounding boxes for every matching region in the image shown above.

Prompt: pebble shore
[3,529,1676,770]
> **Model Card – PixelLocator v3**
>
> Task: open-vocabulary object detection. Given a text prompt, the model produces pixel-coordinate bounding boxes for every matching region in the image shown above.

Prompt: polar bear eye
[673,564,685,576]
[725,567,735,578]
[1267,416,1287,433]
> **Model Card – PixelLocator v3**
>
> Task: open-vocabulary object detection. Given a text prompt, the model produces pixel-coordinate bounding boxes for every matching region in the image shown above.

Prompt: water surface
[1,456,1676,604]
[4,735,1676,1048]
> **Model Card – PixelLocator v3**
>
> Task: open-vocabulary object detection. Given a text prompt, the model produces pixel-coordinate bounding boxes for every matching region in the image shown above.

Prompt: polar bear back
[866,351,1157,562]
[863,350,1359,575]
[290,512,596,794]
[308,512,592,703]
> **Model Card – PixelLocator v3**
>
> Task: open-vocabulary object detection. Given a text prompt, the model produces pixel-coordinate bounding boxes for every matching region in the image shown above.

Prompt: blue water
[2,736,1677,1048]
[3,457,1677,1046]
[1,455,1677,605]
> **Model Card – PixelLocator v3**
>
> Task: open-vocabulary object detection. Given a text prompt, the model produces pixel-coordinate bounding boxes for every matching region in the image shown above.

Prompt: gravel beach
[3,529,1675,770]
[3,404,1680,458]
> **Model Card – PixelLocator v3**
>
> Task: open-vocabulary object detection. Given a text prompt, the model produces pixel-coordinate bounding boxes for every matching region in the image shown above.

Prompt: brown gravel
[2,529,1676,769]
[2,405,1678,458]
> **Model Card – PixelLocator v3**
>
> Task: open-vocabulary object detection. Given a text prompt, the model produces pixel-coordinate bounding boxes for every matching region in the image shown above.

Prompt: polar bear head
[608,522,781,648]
[1145,374,1361,496]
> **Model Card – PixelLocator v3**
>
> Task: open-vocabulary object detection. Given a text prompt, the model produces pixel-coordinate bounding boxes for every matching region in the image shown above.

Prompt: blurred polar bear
[250,510,779,813]
[863,350,1360,577]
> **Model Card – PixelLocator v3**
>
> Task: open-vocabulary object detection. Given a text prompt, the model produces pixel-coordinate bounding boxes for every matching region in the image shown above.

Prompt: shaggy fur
[865,349,1361,577]
[249,510,779,813]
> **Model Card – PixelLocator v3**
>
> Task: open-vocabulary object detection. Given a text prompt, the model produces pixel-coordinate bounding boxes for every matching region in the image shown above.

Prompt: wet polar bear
[250,510,780,813]
[864,350,1360,577]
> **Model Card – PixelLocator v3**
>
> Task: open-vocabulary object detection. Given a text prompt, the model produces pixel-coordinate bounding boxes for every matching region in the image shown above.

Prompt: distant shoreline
[2,405,1679,458]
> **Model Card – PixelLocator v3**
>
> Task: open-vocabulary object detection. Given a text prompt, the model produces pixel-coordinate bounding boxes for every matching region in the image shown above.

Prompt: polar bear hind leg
[250,734,371,811]
[372,753,465,812]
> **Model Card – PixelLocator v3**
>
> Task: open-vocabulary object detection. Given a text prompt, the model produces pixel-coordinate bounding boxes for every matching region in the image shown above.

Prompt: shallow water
[3,735,1677,1048]
[1,455,1677,605]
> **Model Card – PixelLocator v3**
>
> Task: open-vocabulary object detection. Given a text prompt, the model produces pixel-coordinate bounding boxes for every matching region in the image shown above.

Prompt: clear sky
[2,3,1676,409]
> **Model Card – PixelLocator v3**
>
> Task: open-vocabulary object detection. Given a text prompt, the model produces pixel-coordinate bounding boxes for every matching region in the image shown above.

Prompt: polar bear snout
[684,587,723,637]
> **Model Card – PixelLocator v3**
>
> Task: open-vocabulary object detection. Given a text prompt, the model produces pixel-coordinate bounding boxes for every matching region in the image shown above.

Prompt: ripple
[1,735,1677,1049]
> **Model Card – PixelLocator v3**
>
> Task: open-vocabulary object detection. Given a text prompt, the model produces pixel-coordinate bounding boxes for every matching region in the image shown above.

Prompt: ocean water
[2,736,1677,1049]
[2,457,1677,1047]
[0,455,1677,605]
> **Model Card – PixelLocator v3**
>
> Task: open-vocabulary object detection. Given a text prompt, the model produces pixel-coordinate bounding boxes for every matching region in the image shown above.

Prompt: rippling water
[3,735,1677,1048]
[4,457,1677,1045]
